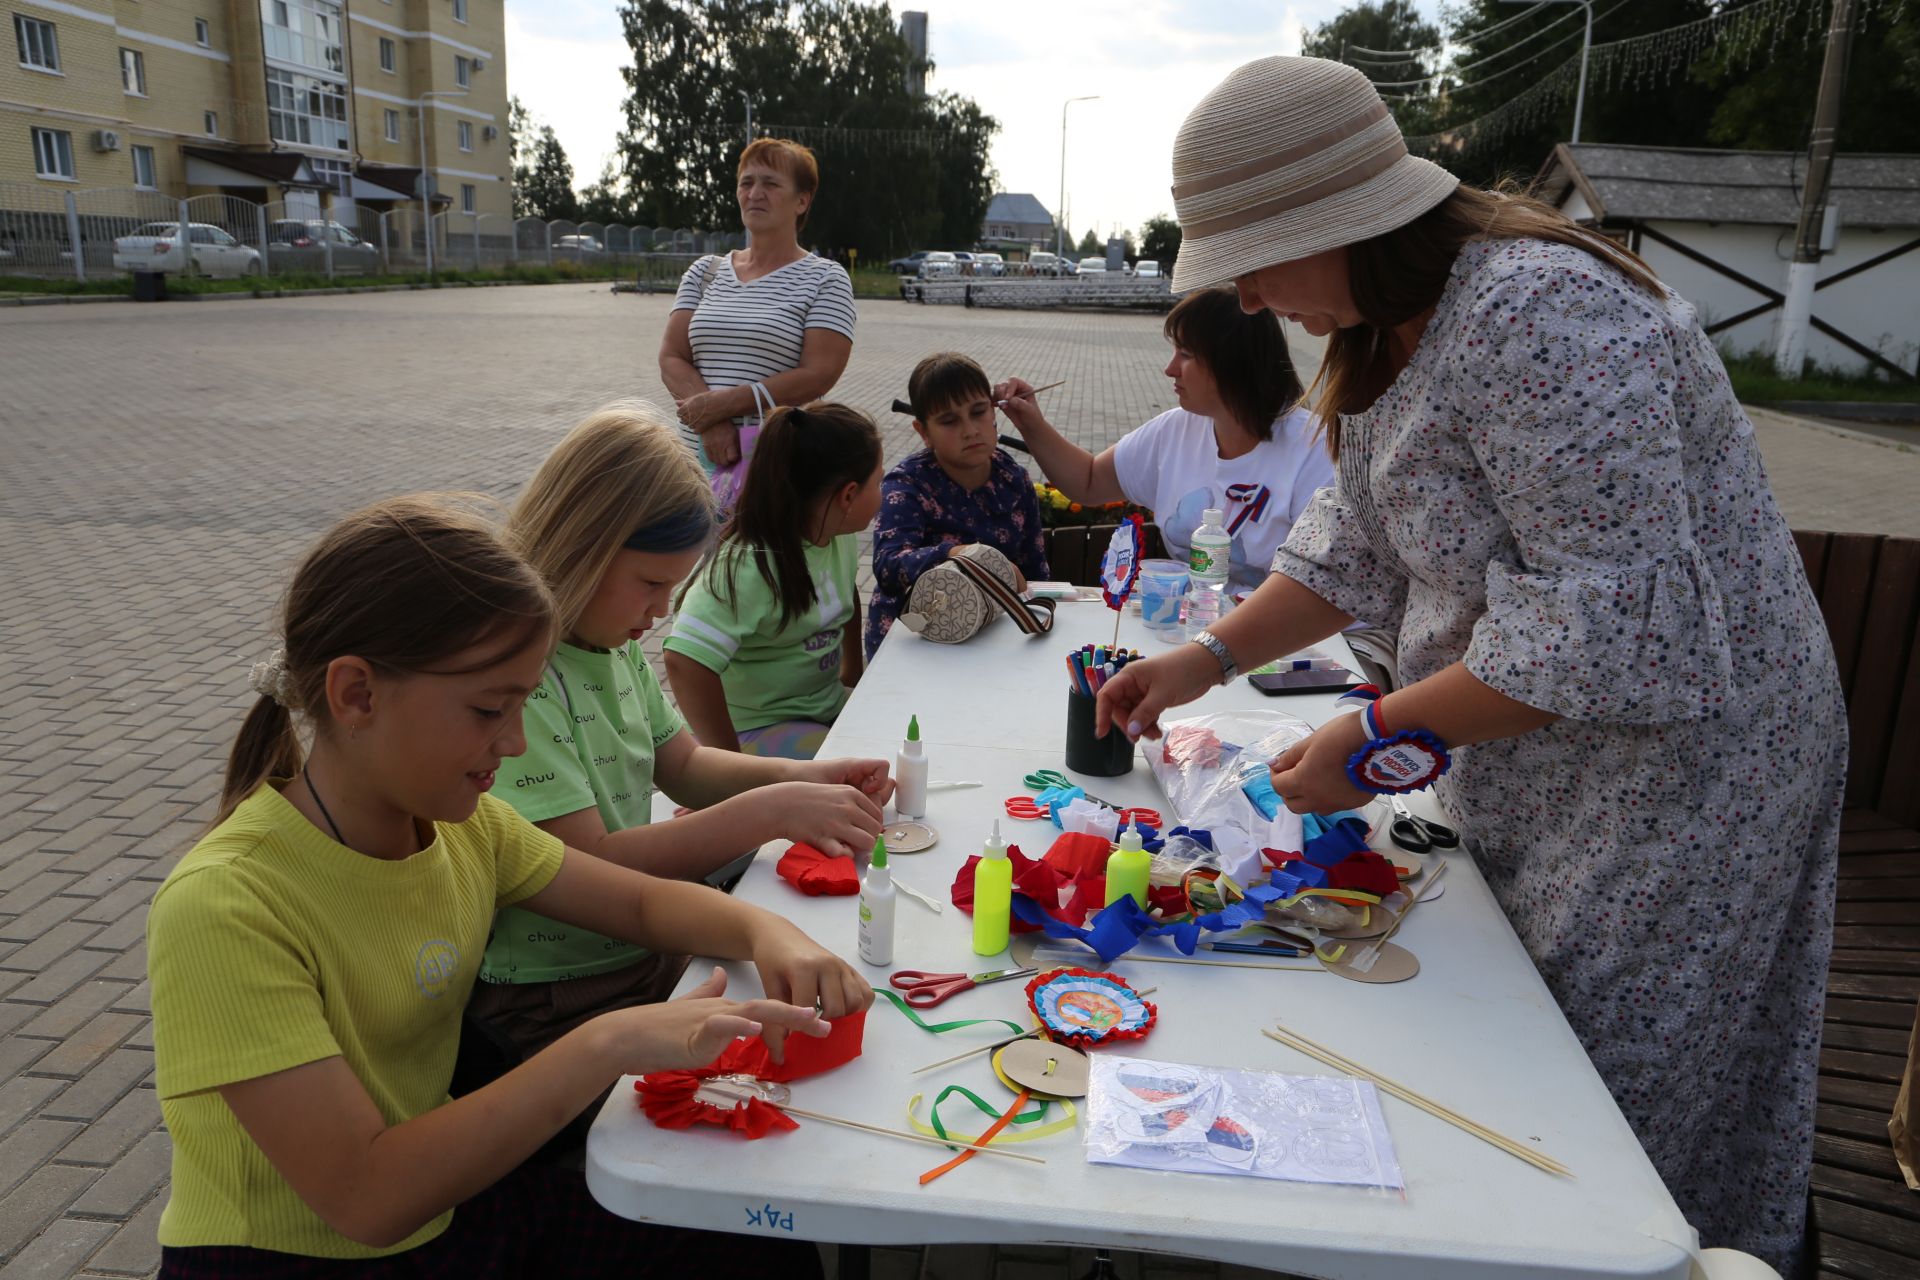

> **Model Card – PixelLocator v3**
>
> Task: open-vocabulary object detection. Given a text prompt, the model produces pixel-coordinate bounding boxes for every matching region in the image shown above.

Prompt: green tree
[1138,213,1181,271]
[1695,5,1920,153]
[612,0,998,255]
[1303,1,1446,136]
[523,127,580,222]
[1076,228,1101,256]
[577,159,639,226]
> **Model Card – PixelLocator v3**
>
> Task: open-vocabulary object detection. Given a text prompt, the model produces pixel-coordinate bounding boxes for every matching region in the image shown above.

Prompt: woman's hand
[749,926,875,1062]
[1095,643,1220,740]
[765,780,885,858]
[797,757,895,809]
[1268,712,1375,814]
[991,377,1045,434]
[677,389,736,432]
[695,421,740,467]
[592,966,831,1073]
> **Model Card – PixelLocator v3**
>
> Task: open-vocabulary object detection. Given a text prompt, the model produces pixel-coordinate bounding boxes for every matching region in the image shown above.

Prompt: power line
[1347,1,1552,59]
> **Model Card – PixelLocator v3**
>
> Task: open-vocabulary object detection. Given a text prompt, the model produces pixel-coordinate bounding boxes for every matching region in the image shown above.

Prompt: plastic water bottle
[1189,507,1231,588]
[1184,578,1226,641]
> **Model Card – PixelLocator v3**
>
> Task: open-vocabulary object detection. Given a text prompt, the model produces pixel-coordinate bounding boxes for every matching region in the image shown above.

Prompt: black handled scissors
[1388,796,1460,855]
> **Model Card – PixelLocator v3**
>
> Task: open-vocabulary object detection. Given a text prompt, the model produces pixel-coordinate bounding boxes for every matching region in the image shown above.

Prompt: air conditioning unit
[482,125,498,141]
[92,130,122,153]
[470,58,485,74]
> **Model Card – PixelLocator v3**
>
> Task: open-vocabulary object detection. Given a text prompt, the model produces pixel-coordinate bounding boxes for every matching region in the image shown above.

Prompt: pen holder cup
[1065,689,1136,777]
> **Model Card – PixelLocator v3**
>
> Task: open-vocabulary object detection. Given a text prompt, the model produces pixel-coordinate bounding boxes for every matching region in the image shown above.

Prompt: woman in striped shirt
[659,139,857,477]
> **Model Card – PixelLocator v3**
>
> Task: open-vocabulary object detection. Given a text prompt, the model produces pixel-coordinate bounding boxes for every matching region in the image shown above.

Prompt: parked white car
[112,222,260,277]
[1026,251,1067,277]
[919,251,959,278]
[555,234,604,253]
[972,252,1006,276]
[1135,261,1163,279]
[1076,257,1109,275]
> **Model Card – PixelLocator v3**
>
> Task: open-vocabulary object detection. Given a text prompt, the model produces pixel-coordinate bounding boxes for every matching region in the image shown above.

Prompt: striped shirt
[672,251,857,448]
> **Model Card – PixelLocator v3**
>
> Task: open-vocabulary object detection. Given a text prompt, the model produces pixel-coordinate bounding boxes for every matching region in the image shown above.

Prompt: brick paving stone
[6,949,111,1005]
[14,982,132,1043]
[0,1035,54,1086]
[40,1051,151,1124]
[0,1078,67,1139]
[0,1169,104,1261]
[67,1133,168,1220]
[54,1090,157,1168]
[28,1016,143,1083]
[0,1122,83,1201]
[0,1217,114,1280]
[73,1198,161,1280]
[0,924,103,977]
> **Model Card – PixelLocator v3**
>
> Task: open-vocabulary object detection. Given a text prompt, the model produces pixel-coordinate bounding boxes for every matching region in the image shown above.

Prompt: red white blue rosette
[1345,729,1451,794]
[1025,967,1156,1049]
[1100,516,1147,611]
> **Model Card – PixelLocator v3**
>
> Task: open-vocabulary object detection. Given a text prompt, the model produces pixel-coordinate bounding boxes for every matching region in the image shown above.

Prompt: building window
[453,0,468,21]
[205,110,219,136]
[261,0,344,76]
[457,120,472,151]
[310,157,350,195]
[14,15,58,72]
[379,36,395,72]
[461,183,475,214]
[455,55,470,87]
[266,66,350,150]
[31,128,75,180]
[121,48,147,95]
[132,145,157,189]
[383,109,399,142]
[195,18,211,47]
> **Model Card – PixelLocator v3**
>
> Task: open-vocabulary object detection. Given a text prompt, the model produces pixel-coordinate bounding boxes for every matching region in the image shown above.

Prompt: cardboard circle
[1388,852,1424,882]
[995,1038,1091,1099]
[1318,904,1394,941]
[881,820,938,853]
[1321,940,1420,984]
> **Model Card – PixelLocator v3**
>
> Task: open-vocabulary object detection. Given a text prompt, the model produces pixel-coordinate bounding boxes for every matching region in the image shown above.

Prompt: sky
[503,1,1453,241]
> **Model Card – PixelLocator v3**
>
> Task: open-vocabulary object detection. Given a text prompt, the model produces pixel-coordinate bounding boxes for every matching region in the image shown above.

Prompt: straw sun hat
[1169,56,1460,293]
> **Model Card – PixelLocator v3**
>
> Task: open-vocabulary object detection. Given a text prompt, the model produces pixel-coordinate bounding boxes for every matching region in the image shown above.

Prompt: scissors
[889,967,1037,1009]
[1388,795,1460,855]
[1022,769,1126,812]
[1004,795,1049,821]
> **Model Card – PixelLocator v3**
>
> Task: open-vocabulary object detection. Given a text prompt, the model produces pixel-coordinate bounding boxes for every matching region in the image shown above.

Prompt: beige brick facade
[2,0,510,219]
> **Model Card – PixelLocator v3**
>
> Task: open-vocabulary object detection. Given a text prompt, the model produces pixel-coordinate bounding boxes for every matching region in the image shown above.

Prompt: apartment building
[2,1,510,220]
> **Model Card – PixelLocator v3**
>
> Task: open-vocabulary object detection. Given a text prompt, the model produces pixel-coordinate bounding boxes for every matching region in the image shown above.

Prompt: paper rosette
[1099,515,1147,610]
[1025,967,1156,1048]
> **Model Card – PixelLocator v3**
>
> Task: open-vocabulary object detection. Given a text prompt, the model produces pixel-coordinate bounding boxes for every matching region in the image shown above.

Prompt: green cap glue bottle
[895,715,927,819]
[971,820,1013,956]
[1104,822,1151,910]
[857,836,895,966]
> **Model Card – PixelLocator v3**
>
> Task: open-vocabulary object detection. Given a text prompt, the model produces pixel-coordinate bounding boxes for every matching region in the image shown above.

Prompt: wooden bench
[1793,531,1920,1280]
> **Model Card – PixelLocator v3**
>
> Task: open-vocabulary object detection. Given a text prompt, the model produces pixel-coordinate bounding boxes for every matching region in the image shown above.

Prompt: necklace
[301,763,347,847]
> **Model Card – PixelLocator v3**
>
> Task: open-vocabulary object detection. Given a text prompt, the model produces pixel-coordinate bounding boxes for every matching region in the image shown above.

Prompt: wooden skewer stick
[695,1085,1046,1165]
[909,987,1161,1075]
[1030,947,1322,974]
[1261,1026,1571,1178]
[1025,379,1067,396]
[1348,860,1448,972]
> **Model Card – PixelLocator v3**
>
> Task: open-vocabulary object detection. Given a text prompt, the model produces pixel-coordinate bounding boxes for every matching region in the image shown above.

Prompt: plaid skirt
[158,1162,822,1280]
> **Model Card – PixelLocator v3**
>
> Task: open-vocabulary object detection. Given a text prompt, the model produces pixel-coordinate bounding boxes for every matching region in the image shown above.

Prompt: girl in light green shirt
[665,402,883,759]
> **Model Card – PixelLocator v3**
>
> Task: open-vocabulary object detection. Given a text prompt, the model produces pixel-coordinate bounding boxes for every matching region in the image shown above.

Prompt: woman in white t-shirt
[996,287,1330,596]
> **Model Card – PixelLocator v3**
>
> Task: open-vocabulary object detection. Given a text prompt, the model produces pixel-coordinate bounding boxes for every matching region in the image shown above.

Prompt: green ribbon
[872,987,1026,1037]
[927,1083,1052,1145]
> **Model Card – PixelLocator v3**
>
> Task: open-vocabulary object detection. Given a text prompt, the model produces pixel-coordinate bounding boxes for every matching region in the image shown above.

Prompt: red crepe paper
[776,842,860,896]
[634,1010,867,1138]
[1042,830,1116,879]
[1325,849,1402,898]
[1024,967,1157,1049]
[950,843,1111,931]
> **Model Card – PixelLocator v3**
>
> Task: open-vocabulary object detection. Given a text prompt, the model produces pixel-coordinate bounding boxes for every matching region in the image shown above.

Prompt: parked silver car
[266,220,381,275]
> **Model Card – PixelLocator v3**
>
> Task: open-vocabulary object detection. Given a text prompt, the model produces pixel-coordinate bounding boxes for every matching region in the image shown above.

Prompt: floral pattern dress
[1274,238,1844,1268]
[867,448,1050,657]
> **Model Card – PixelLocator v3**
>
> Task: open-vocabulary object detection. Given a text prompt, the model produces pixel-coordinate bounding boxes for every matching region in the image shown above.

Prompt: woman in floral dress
[1099,56,1843,1269]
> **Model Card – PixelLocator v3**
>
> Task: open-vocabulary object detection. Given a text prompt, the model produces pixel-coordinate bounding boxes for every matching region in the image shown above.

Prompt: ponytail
[719,402,880,629]
[219,697,304,822]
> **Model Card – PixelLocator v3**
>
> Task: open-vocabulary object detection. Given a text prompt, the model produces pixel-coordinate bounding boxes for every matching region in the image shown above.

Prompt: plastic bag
[1146,710,1314,882]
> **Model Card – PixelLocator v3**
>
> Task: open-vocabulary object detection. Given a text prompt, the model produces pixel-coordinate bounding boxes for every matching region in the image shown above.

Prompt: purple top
[867,448,1050,657]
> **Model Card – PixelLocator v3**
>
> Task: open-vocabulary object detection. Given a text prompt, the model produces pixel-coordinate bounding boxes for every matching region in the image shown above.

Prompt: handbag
[686,254,772,510]
[898,544,1055,645]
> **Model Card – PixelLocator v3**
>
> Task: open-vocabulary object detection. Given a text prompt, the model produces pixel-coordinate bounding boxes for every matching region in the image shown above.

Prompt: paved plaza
[1,283,1917,1279]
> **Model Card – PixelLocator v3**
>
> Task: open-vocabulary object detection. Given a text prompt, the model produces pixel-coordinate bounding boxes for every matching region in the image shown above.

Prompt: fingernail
[813,1019,833,1035]
[1127,720,1143,738]
[744,1021,763,1036]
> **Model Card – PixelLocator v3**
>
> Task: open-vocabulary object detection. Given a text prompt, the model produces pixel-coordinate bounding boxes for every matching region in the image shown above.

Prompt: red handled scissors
[1004,796,1048,821]
[889,966,1037,1008]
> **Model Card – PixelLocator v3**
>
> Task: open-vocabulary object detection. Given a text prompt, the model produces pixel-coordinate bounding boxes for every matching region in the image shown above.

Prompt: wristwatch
[1190,630,1237,686]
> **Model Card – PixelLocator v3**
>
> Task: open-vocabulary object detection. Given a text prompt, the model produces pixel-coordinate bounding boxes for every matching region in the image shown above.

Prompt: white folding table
[589,606,1712,1279]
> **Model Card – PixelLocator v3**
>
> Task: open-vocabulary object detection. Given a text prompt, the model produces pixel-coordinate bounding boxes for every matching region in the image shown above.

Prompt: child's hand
[768,781,885,858]
[992,377,1045,433]
[594,966,830,1073]
[802,757,895,808]
[748,932,875,1063]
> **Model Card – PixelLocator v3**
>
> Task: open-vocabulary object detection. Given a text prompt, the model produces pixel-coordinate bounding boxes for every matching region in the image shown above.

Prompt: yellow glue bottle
[971,819,1013,956]
[1104,822,1151,910]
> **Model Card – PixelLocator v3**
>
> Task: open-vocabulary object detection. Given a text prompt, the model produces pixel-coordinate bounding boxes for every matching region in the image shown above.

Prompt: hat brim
[1170,155,1460,294]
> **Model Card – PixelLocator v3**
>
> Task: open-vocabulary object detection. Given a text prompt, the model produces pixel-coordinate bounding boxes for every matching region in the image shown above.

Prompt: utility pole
[1058,95,1098,259]
[1775,0,1857,377]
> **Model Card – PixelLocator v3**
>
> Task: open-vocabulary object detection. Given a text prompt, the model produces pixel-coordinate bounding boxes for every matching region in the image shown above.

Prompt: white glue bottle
[857,836,895,966]
[895,714,927,819]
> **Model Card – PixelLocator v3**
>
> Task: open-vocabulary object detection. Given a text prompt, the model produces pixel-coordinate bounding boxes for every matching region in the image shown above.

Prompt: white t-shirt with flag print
[1111,406,1334,597]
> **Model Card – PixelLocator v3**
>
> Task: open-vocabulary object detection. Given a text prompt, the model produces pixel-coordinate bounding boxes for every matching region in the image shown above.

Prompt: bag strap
[949,554,1056,636]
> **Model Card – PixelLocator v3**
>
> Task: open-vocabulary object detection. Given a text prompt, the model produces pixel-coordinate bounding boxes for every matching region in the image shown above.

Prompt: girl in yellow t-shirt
[147,495,865,1278]
[472,400,894,1059]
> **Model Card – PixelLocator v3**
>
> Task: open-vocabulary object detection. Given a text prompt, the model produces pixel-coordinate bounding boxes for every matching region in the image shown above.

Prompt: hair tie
[248,648,293,706]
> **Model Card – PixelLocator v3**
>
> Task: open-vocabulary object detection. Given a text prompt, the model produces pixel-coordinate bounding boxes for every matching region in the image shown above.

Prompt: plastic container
[1104,823,1151,909]
[857,836,895,965]
[894,715,927,819]
[971,820,1013,956]
[1189,507,1232,588]
[1137,558,1189,639]
[1065,688,1135,777]
[1184,580,1227,642]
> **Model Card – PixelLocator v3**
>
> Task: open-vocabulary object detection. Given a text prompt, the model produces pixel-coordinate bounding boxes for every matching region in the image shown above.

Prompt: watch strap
[1191,630,1236,685]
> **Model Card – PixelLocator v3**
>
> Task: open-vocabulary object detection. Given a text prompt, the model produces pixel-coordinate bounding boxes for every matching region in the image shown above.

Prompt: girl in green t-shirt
[665,402,883,758]
[471,402,894,1058]
[147,494,863,1276]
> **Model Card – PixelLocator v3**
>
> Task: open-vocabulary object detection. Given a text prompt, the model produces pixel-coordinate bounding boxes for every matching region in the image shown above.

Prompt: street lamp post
[416,89,468,275]
[1058,95,1099,259]
[1502,0,1593,143]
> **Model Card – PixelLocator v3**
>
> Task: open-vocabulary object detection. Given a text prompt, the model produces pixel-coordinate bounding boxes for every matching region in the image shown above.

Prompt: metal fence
[0,180,744,283]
